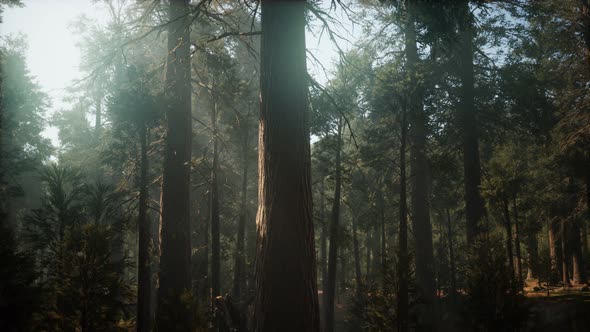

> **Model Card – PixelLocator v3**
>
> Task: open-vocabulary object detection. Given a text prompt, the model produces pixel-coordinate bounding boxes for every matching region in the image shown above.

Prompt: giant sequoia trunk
[210,100,221,298]
[137,124,151,332]
[405,4,436,314]
[253,1,320,331]
[156,0,193,330]
[325,117,343,332]
[458,0,486,244]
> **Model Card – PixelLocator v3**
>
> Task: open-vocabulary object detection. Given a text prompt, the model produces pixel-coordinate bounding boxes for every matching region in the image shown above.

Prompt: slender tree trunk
[526,231,539,280]
[137,124,151,332]
[352,216,363,296]
[210,100,221,298]
[513,196,523,286]
[320,179,327,293]
[325,117,343,332]
[254,1,320,330]
[204,200,210,303]
[585,166,590,271]
[365,223,371,282]
[458,0,486,244]
[549,219,562,283]
[398,104,409,332]
[371,223,380,280]
[502,197,516,291]
[233,126,249,302]
[339,245,346,303]
[379,189,386,288]
[446,208,456,301]
[405,3,436,311]
[560,219,571,285]
[156,0,193,330]
[571,216,586,284]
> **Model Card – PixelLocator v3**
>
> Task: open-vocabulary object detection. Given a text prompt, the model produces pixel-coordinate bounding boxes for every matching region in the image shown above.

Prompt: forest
[1,0,590,331]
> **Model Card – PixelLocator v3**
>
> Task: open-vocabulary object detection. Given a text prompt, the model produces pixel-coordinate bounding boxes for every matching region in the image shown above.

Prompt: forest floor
[319,283,590,332]
[523,279,590,332]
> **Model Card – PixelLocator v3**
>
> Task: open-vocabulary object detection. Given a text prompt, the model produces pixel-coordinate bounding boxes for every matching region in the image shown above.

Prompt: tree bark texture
[253,1,320,331]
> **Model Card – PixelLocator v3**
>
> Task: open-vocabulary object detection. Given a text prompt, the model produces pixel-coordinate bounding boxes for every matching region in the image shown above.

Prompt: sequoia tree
[253,0,320,331]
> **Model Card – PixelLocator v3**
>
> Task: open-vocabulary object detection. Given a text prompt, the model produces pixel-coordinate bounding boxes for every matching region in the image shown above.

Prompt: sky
[0,0,358,148]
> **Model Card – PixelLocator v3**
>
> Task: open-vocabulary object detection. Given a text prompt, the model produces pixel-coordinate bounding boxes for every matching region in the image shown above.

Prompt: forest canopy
[1,0,590,331]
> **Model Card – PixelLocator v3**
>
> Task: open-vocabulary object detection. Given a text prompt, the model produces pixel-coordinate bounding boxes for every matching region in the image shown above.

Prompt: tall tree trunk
[254,1,320,330]
[446,208,457,301]
[585,166,590,272]
[549,219,562,283]
[233,125,249,302]
[560,219,571,285]
[365,222,371,281]
[502,197,516,292]
[210,100,221,298]
[405,4,435,327]
[156,0,193,330]
[513,196,523,286]
[398,104,409,332]
[352,216,363,296]
[137,124,151,332]
[320,179,327,293]
[339,245,346,303]
[571,218,586,284]
[325,117,343,332]
[458,0,486,244]
[379,189,386,288]
[526,231,539,280]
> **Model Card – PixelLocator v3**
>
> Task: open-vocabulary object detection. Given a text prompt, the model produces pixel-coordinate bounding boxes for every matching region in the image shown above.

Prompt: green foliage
[36,223,132,332]
[19,164,133,331]
[0,38,52,215]
[0,220,40,332]
[462,235,528,332]
[348,257,398,332]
